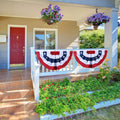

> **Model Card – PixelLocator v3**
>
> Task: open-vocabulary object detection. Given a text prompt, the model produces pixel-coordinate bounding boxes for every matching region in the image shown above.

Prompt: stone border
[40,98,120,120]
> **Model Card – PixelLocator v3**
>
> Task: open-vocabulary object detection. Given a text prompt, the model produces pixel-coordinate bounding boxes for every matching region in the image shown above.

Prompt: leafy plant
[36,68,120,117]
[110,67,120,82]
[80,30,104,48]
[97,63,112,84]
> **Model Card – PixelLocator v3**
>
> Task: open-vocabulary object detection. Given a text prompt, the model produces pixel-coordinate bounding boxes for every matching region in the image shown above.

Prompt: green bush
[80,30,104,48]
[80,28,120,49]
[118,28,120,42]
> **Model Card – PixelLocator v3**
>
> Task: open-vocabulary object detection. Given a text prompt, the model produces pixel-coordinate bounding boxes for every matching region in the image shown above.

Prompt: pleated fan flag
[74,49,107,68]
[36,50,73,70]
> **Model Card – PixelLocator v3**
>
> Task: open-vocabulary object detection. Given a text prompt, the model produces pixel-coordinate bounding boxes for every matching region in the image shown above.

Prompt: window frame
[33,28,58,49]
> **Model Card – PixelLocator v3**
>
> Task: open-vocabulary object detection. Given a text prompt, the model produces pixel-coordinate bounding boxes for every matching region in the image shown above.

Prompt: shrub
[110,67,120,82]
[118,28,120,42]
[80,30,104,48]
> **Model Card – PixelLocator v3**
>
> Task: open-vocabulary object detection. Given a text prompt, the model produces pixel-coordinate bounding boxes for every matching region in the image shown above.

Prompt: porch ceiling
[0,0,111,25]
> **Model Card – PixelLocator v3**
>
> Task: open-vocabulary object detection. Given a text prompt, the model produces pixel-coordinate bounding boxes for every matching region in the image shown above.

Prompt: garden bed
[35,64,120,120]
[40,98,120,120]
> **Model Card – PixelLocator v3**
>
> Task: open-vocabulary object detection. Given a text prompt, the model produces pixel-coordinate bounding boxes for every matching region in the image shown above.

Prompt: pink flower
[54,97,56,99]
[46,97,47,99]
[55,83,56,86]
[64,87,66,89]
[43,88,45,91]
[102,76,106,79]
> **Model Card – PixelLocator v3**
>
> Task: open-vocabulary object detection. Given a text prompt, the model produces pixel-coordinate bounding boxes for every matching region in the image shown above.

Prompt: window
[34,29,57,49]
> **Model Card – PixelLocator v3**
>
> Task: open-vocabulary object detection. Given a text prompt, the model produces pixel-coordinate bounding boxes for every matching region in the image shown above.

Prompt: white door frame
[8,25,27,69]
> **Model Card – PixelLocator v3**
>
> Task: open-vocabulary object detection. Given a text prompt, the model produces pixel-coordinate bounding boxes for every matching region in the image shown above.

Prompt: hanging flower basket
[93,25,98,30]
[40,4,63,25]
[86,13,111,30]
[46,19,54,25]
[93,23,101,30]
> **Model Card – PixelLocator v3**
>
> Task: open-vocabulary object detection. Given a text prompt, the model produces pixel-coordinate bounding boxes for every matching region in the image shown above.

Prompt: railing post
[31,47,40,101]
[30,47,34,80]
[34,63,40,101]
[73,47,78,74]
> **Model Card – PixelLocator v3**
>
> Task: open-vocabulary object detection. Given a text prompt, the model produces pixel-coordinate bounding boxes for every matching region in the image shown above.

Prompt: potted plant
[40,4,63,25]
[86,13,111,30]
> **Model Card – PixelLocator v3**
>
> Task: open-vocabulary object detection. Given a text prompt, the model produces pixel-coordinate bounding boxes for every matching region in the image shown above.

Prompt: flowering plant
[86,13,111,26]
[40,4,63,25]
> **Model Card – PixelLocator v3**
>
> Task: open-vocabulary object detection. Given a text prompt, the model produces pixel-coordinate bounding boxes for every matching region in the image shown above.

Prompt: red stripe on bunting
[50,51,60,55]
[74,50,107,68]
[87,50,95,54]
[36,51,73,70]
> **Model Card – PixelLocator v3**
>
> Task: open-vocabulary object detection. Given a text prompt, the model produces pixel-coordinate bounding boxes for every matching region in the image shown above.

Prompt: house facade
[0,0,119,69]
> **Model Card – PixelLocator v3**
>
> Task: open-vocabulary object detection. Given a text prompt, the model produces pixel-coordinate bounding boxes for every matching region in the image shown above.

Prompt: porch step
[3,89,34,100]
[2,97,34,103]
[1,101,25,115]
[0,100,39,120]
[0,79,34,102]
[0,79,33,90]
[1,112,39,120]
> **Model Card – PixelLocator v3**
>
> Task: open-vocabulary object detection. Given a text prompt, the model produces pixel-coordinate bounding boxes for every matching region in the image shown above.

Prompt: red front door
[10,27,25,66]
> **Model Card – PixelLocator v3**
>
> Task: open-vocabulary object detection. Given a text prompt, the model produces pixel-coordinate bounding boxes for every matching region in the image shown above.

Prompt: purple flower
[48,4,51,7]
[86,12,111,25]
[40,4,63,24]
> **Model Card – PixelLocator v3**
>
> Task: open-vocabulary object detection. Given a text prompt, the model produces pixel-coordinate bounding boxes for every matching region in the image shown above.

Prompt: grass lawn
[60,104,120,120]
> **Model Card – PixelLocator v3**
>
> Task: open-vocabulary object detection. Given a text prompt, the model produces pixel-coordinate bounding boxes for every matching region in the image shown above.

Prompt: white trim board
[33,28,58,49]
[8,25,27,69]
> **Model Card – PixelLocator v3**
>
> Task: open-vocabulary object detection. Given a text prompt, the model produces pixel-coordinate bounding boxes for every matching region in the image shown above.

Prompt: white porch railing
[31,47,107,101]
[31,47,40,101]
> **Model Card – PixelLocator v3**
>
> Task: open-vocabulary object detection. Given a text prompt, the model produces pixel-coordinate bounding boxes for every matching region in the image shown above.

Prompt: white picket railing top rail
[35,48,107,51]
